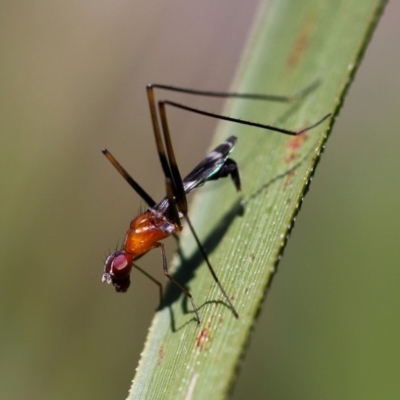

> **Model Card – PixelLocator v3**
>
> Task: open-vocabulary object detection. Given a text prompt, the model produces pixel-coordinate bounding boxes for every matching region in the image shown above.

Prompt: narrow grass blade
[128,1,387,399]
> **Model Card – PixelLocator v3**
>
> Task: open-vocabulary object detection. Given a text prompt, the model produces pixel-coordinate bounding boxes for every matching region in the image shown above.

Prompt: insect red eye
[102,251,132,292]
[104,251,132,277]
[111,253,132,277]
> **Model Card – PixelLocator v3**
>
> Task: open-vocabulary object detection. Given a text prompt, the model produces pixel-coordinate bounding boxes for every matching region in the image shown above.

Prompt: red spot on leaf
[283,169,296,190]
[287,14,315,69]
[284,132,308,167]
[157,346,165,366]
[196,328,210,350]
[288,132,308,150]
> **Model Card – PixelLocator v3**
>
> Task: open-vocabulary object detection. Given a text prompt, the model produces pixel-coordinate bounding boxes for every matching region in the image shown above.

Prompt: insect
[102,83,331,324]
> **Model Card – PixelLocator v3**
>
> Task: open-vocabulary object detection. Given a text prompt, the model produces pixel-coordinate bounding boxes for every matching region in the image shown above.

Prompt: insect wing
[182,136,237,193]
[154,136,237,213]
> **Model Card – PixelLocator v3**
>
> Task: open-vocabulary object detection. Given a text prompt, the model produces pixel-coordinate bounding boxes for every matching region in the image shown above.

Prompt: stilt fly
[102,83,331,324]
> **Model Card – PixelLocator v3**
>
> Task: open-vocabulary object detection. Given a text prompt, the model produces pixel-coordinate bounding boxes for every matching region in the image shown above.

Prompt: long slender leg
[102,149,157,207]
[165,177,182,229]
[148,86,231,322]
[158,101,187,214]
[147,86,188,218]
[154,89,330,215]
[156,242,201,324]
[161,101,331,136]
[154,124,242,318]
[147,80,320,103]
[146,86,176,197]
[147,83,331,217]
[184,215,239,319]
[147,83,331,323]
[133,263,163,309]
[105,83,322,207]
[157,101,241,319]
[154,89,331,321]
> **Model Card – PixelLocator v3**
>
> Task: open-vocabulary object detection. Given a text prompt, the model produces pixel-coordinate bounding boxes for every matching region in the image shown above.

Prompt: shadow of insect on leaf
[161,198,245,313]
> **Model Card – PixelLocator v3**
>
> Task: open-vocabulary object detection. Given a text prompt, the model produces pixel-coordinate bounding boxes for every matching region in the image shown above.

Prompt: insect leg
[165,177,183,229]
[161,100,331,136]
[149,81,330,137]
[184,215,239,319]
[156,242,201,324]
[133,263,164,310]
[157,101,187,215]
[156,102,242,319]
[102,149,156,207]
[148,80,320,103]
[206,158,241,191]
[146,86,187,223]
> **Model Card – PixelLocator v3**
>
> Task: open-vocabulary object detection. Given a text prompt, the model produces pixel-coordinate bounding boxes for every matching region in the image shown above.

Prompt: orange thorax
[123,210,180,259]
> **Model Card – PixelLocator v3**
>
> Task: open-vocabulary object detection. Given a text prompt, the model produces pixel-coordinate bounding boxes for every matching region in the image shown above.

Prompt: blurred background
[1,1,399,399]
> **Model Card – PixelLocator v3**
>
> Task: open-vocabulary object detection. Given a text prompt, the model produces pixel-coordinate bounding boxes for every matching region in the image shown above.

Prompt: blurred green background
[1,1,399,399]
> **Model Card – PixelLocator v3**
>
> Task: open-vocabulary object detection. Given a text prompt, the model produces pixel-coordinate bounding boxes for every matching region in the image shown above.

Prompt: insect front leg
[133,263,164,310]
[156,242,201,324]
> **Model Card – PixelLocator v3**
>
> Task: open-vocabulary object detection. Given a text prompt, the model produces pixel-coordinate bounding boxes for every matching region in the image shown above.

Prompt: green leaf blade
[128,1,387,399]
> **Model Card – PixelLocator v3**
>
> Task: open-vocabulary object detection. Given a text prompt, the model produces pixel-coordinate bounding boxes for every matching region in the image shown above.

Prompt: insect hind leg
[207,158,241,191]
